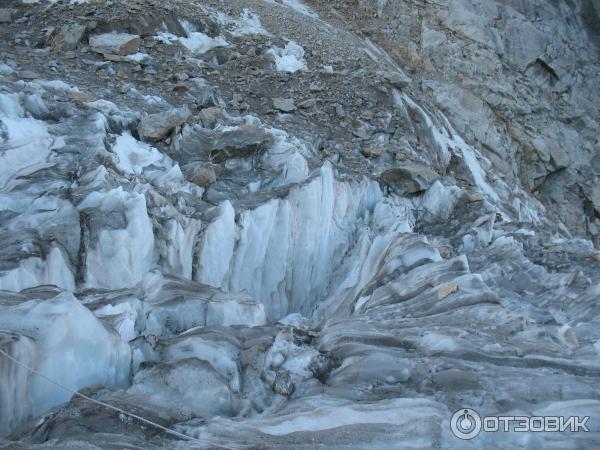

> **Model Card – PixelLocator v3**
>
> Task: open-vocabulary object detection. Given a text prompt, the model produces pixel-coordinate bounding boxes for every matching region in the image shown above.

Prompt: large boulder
[89,32,141,55]
[137,106,192,142]
[379,163,439,194]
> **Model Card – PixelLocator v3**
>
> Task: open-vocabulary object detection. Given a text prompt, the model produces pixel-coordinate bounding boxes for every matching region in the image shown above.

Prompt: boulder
[174,125,273,164]
[383,70,412,89]
[273,97,296,112]
[273,370,295,396]
[52,24,86,51]
[138,106,192,142]
[89,32,141,56]
[379,163,439,194]
[192,162,217,187]
[198,107,224,129]
[0,8,16,23]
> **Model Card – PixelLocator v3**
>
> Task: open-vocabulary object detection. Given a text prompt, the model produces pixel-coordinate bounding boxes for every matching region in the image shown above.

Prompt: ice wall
[0,292,131,435]
[196,163,383,319]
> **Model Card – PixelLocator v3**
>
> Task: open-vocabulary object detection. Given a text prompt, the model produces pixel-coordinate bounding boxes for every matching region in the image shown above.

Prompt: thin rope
[0,348,220,447]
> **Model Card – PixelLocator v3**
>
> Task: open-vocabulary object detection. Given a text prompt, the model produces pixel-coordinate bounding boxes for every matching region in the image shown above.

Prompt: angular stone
[361,146,385,158]
[0,8,16,23]
[273,97,296,112]
[138,106,192,142]
[437,282,459,300]
[379,163,439,194]
[89,33,141,56]
[192,162,217,187]
[273,370,295,396]
[174,125,273,164]
[52,24,86,51]
[383,70,412,89]
[198,107,224,129]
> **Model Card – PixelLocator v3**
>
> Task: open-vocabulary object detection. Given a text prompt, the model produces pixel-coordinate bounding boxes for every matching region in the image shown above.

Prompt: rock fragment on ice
[138,105,192,142]
[191,162,217,187]
[379,163,439,194]
[437,282,459,300]
[173,125,272,164]
[383,70,412,89]
[273,370,295,396]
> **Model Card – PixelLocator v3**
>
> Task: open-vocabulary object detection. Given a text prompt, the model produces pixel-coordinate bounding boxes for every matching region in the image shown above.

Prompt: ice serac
[79,187,155,289]
[196,163,383,320]
[0,291,130,436]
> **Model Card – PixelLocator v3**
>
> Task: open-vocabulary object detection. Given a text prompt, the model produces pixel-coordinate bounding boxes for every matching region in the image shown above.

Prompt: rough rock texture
[89,32,142,55]
[0,0,599,449]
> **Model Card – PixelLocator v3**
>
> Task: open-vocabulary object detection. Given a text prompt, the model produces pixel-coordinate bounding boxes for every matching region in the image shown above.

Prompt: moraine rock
[89,32,141,56]
[192,162,217,187]
[273,370,295,396]
[173,125,273,164]
[383,70,412,89]
[379,163,440,194]
[52,24,86,51]
[137,105,192,142]
[273,97,296,112]
[0,8,16,23]
[198,106,224,129]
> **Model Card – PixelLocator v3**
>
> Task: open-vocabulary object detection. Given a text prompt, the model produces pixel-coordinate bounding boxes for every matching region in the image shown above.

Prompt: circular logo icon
[450,408,482,440]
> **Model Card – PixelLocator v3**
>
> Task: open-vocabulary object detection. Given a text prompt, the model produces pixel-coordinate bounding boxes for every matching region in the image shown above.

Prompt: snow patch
[111,132,163,175]
[157,20,228,54]
[267,41,307,73]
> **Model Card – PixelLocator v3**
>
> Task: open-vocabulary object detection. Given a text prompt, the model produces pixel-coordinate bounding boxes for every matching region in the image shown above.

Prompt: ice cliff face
[0,0,599,448]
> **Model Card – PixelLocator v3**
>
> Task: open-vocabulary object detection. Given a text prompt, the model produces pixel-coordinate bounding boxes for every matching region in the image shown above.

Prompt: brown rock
[361,146,385,158]
[192,163,217,187]
[437,283,459,300]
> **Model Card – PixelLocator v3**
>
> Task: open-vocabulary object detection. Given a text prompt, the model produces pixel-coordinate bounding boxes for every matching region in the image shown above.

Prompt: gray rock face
[137,106,192,142]
[348,0,600,244]
[89,32,141,55]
